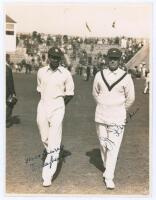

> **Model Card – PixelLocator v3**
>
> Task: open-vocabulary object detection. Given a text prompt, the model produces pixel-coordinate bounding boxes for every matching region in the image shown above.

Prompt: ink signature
[47,147,62,155]
[43,154,59,168]
[43,146,69,168]
[99,137,114,150]
[106,124,124,136]
[25,145,64,164]
[25,154,41,164]
[25,145,71,171]
[98,108,139,139]
[125,107,140,124]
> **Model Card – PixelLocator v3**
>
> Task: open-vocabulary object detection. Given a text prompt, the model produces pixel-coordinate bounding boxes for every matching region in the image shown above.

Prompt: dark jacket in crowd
[6,64,16,100]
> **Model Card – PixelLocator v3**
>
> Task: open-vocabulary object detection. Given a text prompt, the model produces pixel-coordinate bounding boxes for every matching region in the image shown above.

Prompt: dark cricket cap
[107,48,122,59]
[48,47,63,59]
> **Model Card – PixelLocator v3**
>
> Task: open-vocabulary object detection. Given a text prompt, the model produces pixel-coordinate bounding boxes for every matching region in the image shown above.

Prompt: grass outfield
[6,73,149,195]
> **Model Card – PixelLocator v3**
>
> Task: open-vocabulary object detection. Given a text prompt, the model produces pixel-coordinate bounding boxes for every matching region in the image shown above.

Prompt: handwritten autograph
[25,108,139,170]
[99,108,140,137]
[25,154,41,164]
[99,137,115,150]
[106,124,124,136]
[25,145,64,165]
[25,145,69,171]
[43,154,59,168]
[125,107,140,124]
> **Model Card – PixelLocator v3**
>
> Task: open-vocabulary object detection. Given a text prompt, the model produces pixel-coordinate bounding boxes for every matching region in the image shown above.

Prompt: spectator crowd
[9,32,147,79]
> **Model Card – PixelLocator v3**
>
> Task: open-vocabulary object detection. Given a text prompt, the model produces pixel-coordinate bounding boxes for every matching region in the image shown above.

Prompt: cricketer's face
[48,56,61,71]
[108,58,120,71]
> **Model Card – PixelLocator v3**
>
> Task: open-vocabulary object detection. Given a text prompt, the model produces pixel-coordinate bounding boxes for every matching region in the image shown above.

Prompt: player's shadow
[53,147,71,181]
[86,148,104,172]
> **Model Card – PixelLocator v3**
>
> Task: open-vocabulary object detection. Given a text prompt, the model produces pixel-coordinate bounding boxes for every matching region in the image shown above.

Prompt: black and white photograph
[1,0,155,198]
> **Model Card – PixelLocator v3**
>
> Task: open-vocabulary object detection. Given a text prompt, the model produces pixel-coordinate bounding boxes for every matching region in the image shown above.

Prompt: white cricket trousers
[144,81,149,94]
[37,100,65,182]
[96,123,125,180]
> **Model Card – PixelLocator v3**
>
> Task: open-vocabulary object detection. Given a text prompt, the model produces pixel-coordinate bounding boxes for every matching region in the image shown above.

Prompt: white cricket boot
[105,179,115,190]
[43,179,52,187]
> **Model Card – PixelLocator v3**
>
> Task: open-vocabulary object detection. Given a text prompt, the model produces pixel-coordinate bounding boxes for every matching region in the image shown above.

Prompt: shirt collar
[47,65,62,73]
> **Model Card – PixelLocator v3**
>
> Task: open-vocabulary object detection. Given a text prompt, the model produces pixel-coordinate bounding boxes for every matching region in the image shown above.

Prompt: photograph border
[1,0,156,199]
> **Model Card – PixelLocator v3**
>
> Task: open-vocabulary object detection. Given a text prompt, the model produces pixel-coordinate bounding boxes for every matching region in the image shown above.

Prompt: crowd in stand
[10,32,146,78]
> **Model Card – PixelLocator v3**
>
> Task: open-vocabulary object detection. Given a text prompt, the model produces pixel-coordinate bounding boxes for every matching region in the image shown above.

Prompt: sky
[4,2,152,38]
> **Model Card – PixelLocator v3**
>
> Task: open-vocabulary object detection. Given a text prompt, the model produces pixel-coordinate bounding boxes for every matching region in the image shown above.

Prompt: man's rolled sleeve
[64,71,74,96]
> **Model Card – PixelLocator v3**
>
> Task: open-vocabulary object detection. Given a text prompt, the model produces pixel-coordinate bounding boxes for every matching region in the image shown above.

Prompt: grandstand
[126,42,149,70]
[9,32,148,75]
[9,47,26,63]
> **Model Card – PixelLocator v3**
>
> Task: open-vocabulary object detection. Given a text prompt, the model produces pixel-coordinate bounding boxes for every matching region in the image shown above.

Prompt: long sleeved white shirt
[37,65,74,113]
[92,68,135,125]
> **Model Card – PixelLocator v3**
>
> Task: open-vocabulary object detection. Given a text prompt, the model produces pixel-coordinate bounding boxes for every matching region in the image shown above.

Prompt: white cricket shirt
[92,68,135,125]
[37,65,74,113]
